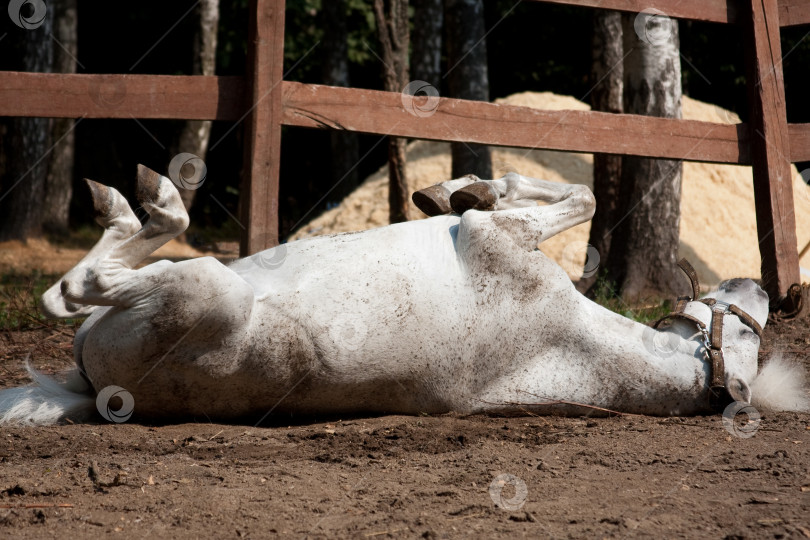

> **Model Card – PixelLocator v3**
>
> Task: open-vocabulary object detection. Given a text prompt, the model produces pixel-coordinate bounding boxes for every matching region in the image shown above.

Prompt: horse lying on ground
[0,166,807,425]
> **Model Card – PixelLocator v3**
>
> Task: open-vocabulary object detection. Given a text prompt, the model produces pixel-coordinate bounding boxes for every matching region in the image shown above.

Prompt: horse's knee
[60,265,138,305]
[570,184,596,220]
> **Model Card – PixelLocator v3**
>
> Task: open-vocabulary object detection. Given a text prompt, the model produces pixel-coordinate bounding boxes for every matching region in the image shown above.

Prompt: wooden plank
[777,0,810,26]
[789,123,810,161]
[239,0,285,256]
[744,0,801,307]
[0,72,245,120]
[281,82,749,164]
[530,0,736,24]
[7,70,796,164]
[531,0,810,27]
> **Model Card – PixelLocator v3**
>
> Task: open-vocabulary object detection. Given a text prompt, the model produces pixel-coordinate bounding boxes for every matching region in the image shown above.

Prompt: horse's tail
[751,354,810,413]
[0,364,97,425]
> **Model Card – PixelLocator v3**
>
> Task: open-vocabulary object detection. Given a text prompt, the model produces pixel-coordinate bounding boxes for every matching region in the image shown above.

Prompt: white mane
[751,354,810,412]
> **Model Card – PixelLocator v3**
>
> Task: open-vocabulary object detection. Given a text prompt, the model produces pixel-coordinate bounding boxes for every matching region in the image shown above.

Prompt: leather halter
[652,259,763,411]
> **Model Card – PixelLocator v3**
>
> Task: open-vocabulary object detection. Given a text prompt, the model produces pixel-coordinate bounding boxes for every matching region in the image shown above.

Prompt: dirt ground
[2,286,810,538]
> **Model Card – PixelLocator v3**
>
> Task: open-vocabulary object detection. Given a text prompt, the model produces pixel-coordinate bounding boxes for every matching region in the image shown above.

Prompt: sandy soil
[0,238,232,276]
[1,290,810,538]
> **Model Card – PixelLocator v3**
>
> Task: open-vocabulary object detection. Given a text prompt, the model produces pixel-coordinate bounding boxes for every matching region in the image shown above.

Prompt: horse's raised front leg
[413,172,591,217]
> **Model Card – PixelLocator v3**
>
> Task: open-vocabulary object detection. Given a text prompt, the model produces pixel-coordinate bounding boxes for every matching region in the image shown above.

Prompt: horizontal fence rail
[0,72,245,120]
[7,73,810,166]
[535,0,810,27]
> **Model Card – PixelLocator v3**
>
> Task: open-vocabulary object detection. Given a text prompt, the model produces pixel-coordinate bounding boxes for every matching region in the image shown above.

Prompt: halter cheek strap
[652,259,763,412]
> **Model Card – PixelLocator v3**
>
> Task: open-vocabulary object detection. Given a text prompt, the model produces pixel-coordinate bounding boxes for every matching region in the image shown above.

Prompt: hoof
[412,185,452,216]
[85,179,139,233]
[450,182,498,214]
[135,163,164,206]
[85,179,114,220]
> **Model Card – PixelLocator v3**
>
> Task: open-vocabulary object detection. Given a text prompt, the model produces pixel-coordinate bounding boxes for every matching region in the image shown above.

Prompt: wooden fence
[0,0,807,311]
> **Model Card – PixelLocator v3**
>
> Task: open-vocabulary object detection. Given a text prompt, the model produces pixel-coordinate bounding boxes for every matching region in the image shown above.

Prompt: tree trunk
[174,0,219,212]
[605,13,683,302]
[0,7,54,242]
[411,0,443,89]
[444,0,491,179]
[373,0,410,223]
[43,0,78,235]
[583,9,623,291]
[321,0,360,202]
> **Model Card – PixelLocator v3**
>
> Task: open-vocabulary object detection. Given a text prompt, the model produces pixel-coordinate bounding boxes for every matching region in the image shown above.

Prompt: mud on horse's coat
[0,166,807,425]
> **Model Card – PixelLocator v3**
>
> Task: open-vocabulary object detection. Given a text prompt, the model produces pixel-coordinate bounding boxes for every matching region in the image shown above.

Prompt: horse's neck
[584,302,711,414]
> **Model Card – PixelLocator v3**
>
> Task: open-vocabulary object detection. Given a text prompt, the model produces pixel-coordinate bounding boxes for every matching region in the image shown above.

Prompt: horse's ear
[726,375,752,403]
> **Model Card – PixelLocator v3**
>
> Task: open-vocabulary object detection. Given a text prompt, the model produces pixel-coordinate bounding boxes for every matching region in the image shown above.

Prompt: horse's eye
[739,329,759,342]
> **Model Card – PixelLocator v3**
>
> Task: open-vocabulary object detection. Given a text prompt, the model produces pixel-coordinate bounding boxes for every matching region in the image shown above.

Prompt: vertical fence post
[239,0,286,256]
[744,0,801,310]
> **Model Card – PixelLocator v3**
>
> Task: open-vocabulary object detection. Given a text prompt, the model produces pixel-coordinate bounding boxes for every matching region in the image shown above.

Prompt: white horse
[0,165,806,425]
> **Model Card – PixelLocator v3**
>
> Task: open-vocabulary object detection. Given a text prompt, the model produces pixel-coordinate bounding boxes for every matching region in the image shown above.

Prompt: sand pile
[291,92,810,287]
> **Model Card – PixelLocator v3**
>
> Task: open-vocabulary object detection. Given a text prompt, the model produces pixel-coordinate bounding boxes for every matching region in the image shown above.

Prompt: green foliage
[285,0,324,76]
[0,272,81,332]
[589,272,673,325]
[216,0,250,73]
[345,0,378,66]
[282,0,378,82]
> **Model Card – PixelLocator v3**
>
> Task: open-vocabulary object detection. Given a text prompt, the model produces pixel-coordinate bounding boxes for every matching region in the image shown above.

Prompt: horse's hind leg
[411,174,480,216]
[60,164,189,307]
[453,172,596,214]
[459,178,595,252]
[413,172,584,216]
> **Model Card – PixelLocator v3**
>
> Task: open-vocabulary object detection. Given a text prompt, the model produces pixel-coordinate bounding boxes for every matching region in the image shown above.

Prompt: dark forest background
[2,0,810,242]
